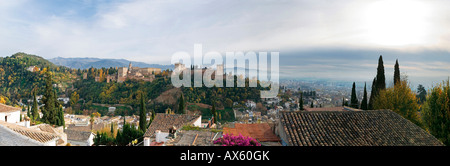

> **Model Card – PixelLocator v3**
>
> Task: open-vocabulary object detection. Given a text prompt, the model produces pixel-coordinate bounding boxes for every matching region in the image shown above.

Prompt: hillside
[0,52,74,105]
[49,57,174,70]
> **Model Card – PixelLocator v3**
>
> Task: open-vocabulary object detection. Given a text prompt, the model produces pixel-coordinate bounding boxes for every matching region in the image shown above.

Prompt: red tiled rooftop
[223,123,280,142]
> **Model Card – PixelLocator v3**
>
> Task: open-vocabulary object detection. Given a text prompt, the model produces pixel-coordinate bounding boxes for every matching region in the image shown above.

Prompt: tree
[70,91,79,107]
[310,101,314,108]
[26,104,31,118]
[373,79,422,127]
[360,82,368,110]
[211,102,217,124]
[256,102,267,115]
[139,93,147,133]
[416,84,427,104]
[224,98,233,109]
[422,80,450,145]
[376,55,386,90]
[31,91,39,121]
[369,55,386,109]
[368,77,377,110]
[57,105,65,127]
[178,94,185,114]
[350,82,359,109]
[41,70,59,125]
[394,59,401,86]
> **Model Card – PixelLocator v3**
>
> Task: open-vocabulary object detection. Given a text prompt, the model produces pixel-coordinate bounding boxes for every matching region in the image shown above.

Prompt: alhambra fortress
[117,63,162,83]
[86,62,162,83]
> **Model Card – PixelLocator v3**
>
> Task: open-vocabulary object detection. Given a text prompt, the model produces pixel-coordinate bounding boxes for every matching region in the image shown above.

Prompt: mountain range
[48,57,174,70]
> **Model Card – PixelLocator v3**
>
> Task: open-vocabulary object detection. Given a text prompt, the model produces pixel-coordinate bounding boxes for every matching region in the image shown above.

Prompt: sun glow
[364,0,432,46]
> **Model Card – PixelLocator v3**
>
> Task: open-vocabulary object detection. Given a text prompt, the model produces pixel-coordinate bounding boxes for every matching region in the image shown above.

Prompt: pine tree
[139,93,147,133]
[394,59,400,86]
[350,82,359,109]
[361,82,368,110]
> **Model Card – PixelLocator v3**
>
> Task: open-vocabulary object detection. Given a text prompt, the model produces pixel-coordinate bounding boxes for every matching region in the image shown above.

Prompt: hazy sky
[1,0,450,87]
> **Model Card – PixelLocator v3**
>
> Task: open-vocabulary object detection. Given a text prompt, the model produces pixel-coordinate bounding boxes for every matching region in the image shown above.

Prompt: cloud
[1,0,450,86]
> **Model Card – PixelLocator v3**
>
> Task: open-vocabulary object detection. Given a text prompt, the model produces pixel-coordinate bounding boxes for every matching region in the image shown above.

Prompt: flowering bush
[214,134,261,146]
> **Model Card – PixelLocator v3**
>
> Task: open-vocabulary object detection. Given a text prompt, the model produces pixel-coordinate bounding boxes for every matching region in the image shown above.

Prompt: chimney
[155,130,162,143]
[24,117,30,128]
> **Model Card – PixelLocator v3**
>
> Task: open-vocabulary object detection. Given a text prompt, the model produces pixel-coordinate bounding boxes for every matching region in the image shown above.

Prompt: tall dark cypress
[31,91,39,121]
[368,55,386,110]
[376,55,386,90]
[41,69,58,125]
[394,59,400,86]
[361,82,368,110]
[350,82,359,109]
[178,94,185,114]
[139,93,147,133]
[211,102,217,124]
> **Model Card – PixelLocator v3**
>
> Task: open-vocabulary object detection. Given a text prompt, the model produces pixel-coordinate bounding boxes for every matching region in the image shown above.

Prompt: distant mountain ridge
[48,57,174,70]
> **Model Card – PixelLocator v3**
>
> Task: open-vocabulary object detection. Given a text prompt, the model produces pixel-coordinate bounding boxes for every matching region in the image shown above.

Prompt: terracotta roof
[66,130,93,141]
[223,123,281,142]
[0,103,21,113]
[33,124,66,145]
[144,113,201,137]
[170,130,222,146]
[0,121,58,144]
[66,123,106,132]
[280,110,444,146]
[0,124,44,146]
[304,106,360,112]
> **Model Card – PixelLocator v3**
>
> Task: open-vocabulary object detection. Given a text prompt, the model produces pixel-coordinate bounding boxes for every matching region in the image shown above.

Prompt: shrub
[213,134,261,146]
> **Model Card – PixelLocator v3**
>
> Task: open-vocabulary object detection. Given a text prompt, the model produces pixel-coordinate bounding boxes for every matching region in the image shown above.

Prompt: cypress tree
[211,102,217,124]
[111,123,114,136]
[42,70,58,125]
[368,55,386,109]
[368,77,377,110]
[376,55,386,90]
[394,59,400,86]
[350,82,359,109]
[27,105,30,118]
[31,91,39,121]
[361,82,368,110]
[178,94,185,114]
[310,101,314,108]
[139,93,147,133]
[59,106,65,127]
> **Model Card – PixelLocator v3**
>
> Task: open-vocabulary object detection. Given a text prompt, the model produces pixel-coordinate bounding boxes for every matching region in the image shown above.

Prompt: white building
[0,103,21,123]
[143,113,202,146]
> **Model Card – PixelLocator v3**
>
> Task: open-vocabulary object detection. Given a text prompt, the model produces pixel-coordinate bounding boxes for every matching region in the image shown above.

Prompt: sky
[1,0,450,87]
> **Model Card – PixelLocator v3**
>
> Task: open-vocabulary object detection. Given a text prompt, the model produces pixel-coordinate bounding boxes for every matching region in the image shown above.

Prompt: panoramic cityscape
[1,1,449,162]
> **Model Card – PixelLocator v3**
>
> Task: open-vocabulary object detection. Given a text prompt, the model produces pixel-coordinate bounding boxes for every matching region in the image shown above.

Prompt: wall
[276,119,290,146]
[0,110,21,123]
[192,116,202,127]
